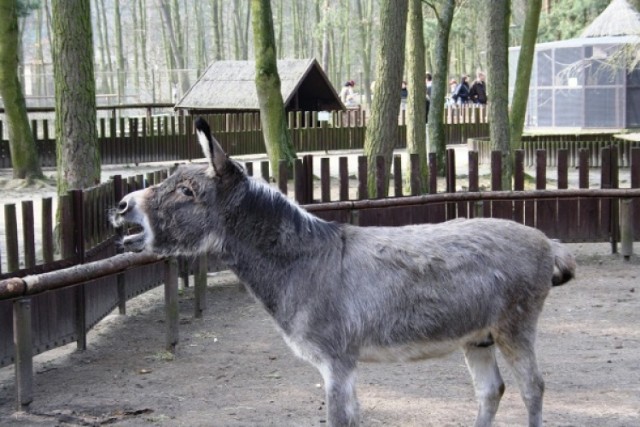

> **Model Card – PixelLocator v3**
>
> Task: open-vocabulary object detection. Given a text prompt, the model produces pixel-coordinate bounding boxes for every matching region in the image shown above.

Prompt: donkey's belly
[359,341,459,362]
[358,330,490,363]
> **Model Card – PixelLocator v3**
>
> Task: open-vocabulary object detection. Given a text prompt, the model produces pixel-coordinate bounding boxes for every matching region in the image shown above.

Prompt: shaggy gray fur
[111,118,576,427]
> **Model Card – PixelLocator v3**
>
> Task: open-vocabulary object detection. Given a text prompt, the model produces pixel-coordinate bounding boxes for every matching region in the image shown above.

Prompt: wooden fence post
[321,157,331,202]
[619,199,633,260]
[357,156,368,200]
[4,204,18,272]
[164,258,179,351]
[278,160,289,195]
[339,157,349,201]
[13,298,33,411]
[71,190,87,351]
[294,158,305,204]
[375,155,386,199]
[113,175,127,315]
[194,254,208,318]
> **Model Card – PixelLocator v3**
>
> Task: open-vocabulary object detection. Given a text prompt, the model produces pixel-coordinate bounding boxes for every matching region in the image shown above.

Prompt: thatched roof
[581,0,640,38]
[175,58,343,112]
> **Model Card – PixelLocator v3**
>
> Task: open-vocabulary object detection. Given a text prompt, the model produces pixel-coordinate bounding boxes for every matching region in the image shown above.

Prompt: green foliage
[537,0,610,42]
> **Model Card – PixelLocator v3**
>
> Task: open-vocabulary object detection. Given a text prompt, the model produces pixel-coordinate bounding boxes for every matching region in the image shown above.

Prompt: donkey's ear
[195,117,227,176]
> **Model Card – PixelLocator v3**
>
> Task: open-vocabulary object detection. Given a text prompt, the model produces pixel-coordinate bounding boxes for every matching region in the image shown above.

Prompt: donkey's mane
[239,175,341,242]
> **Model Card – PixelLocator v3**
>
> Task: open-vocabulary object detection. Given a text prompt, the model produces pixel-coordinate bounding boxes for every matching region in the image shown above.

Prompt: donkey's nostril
[117,200,129,213]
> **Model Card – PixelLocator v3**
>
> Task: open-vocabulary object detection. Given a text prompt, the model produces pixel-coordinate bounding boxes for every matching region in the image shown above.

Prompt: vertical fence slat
[375,156,386,199]
[358,156,368,200]
[393,155,402,197]
[21,201,36,269]
[321,158,331,202]
[13,298,33,410]
[4,204,19,272]
[339,157,349,201]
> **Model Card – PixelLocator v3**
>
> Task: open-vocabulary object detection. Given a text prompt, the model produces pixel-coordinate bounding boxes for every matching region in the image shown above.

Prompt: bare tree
[486,0,511,189]
[114,0,126,102]
[52,0,100,192]
[363,0,408,197]
[405,0,427,191]
[355,0,375,106]
[510,0,542,151]
[211,0,224,60]
[156,0,190,94]
[0,0,43,180]
[425,0,456,176]
[251,0,296,180]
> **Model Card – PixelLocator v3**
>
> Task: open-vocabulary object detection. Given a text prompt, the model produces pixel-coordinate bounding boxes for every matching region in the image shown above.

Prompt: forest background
[10,0,629,109]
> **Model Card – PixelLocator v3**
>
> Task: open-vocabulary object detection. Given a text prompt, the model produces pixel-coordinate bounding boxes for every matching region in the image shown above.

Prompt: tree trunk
[98,0,115,95]
[509,0,541,151]
[211,0,224,60]
[52,0,100,193]
[486,0,511,190]
[363,0,408,197]
[321,0,330,73]
[355,0,374,106]
[405,0,427,192]
[114,0,126,103]
[156,0,189,94]
[0,0,43,180]
[426,0,455,176]
[251,0,296,181]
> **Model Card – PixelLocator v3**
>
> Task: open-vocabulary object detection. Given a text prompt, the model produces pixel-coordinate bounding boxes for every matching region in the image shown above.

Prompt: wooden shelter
[175,58,344,115]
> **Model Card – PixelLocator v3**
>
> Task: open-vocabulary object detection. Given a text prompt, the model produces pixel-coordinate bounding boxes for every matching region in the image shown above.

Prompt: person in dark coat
[469,71,488,105]
[425,73,432,123]
[452,75,470,105]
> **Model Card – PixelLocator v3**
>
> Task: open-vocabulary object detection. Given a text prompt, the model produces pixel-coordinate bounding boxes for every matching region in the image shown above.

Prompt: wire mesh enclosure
[510,35,640,129]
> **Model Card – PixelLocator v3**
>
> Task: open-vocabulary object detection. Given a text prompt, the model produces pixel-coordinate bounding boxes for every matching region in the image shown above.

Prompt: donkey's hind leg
[495,329,545,427]
[463,341,505,427]
[318,358,360,427]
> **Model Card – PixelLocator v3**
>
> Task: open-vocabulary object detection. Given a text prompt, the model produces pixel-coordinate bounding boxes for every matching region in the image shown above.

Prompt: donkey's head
[111,118,245,256]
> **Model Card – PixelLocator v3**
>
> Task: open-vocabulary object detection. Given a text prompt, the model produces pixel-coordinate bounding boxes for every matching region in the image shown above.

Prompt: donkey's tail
[551,240,576,286]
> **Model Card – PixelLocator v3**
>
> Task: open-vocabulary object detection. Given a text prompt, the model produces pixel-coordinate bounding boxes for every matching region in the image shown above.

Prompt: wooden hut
[174,58,344,115]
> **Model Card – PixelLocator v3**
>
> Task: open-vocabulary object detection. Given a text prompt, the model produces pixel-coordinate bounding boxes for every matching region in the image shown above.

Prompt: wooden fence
[1,146,638,373]
[469,132,639,167]
[0,107,490,168]
[0,145,639,410]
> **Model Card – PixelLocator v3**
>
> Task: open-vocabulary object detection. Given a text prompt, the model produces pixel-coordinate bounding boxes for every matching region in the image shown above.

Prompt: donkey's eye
[179,186,194,197]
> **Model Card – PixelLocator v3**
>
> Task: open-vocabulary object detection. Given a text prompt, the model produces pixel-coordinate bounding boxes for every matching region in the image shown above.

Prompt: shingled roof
[581,0,640,38]
[175,58,344,113]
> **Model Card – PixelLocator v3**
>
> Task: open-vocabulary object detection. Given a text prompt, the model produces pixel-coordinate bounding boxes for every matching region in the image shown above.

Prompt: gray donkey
[112,117,576,427]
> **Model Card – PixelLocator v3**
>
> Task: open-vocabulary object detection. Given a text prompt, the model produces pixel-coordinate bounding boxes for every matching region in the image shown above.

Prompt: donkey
[111,117,576,427]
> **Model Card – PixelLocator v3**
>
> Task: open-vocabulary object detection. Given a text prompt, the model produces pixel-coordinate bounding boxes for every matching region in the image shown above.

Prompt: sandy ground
[0,243,639,427]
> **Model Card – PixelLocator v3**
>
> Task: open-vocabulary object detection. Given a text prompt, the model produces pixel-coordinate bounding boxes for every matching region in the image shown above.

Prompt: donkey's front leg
[319,358,360,427]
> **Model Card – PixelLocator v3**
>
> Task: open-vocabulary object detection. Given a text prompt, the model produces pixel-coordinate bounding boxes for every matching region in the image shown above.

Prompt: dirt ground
[0,242,639,427]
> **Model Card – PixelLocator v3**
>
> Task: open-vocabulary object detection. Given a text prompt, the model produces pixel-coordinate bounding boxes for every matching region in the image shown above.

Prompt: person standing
[425,73,432,123]
[452,75,470,105]
[340,80,356,107]
[469,71,487,105]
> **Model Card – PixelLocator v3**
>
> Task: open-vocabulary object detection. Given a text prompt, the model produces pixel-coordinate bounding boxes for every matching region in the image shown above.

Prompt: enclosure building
[509,0,640,129]
[175,58,344,115]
